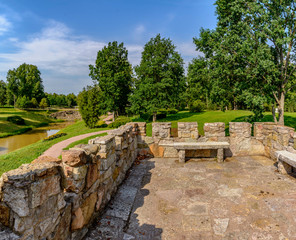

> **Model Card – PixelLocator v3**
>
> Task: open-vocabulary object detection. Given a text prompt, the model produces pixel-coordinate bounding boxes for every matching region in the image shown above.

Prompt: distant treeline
[0,63,77,109]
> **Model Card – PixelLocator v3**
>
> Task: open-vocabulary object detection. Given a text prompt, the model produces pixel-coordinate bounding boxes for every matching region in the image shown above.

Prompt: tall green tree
[0,80,7,106]
[77,85,104,128]
[6,63,45,106]
[89,41,132,119]
[130,34,186,121]
[194,0,296,124]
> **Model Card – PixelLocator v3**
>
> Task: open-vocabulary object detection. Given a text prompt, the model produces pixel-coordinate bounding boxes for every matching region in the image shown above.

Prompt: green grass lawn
[0,120,110,176]
[140,110,296,136]
[0,107,57,138]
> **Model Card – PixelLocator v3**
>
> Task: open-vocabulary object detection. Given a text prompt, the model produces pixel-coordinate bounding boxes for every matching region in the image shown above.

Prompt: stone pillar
[152,122,171,139]
[178,150,185,163]
[178,122,198,140]
[204,122,225,141]
[217,148,224,163]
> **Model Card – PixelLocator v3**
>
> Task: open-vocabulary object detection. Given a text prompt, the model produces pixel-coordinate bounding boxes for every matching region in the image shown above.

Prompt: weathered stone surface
[204,122,225,138]
[2,185,29,217]
[229,122,252,138]
[100,153,116,171]
[86,162,98,189]
[152,122,171,139]
[30,175,61,208]
[163,147,178,158]
[63,165,88,193]
[50,203,71,240]
[62,150,88,167]
[0,202,10,227]
[32,155,62,164]
[71,192,98,231]
[149,143,164,158]
[178,122,198,140]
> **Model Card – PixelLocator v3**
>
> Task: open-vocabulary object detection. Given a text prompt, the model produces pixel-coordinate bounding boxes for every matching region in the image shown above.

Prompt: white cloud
[0,21,144,94]
[0,15,11,35]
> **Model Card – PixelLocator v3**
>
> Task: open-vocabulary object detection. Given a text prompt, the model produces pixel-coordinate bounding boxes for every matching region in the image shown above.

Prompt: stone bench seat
[276,150,296,174]
[162,142,230,163]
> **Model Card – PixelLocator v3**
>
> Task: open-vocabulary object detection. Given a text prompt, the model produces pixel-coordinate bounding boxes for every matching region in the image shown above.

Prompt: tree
[194,0,296,124]
[31,98,39,108]
[6,63,45,106]
[15,96,30,109]
[39,98,48,109]
[77,85,104,128]
[0,80,7,106]
[66,93,77,107]
[187,57,211,108]
[130,34,186,121]
[89,41,132,119]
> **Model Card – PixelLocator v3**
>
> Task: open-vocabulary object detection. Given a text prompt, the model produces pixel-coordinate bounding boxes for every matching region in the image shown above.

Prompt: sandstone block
[71,192,97,231]
[32,156,62,165]
[62,150,88,167]
[152,122,171,139]
[204,122,225,137]
[86,162,99,189]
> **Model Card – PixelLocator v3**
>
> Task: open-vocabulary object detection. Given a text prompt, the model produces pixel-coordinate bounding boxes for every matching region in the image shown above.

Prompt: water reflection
[0,122,72,155]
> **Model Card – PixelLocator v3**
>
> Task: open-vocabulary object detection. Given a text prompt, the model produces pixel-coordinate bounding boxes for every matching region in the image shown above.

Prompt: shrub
[97,120,108,128]
[15,96,30,109]
[7,116,25,125]
[43,132,67,142]
[39,98,49,109]
[167,108,178,114]
[189,100,206,113]
[108,116,130,128]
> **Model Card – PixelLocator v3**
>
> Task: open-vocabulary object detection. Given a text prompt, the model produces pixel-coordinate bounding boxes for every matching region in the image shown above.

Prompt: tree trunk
[112,111,115,122]
[153,112,157,122]
[272,106,278,124]
[278,92,285,125]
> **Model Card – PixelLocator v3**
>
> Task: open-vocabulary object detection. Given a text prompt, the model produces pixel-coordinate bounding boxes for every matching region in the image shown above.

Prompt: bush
[167,108,178,114]
[15,96,30,109]
[189,100,206,113]
[108,116,130,128]
[97,120,108,128]
[43,132,67,142]
[7,116,25,125]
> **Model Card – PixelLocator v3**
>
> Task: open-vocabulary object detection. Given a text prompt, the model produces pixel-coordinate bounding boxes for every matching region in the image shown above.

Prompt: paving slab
[85,156,296,239]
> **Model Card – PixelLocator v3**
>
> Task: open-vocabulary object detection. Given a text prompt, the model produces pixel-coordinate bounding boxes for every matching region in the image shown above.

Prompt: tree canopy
[0,80,7,106]
[194,0,296,124]
[89,41,132,118]
[129,34,186,121]
[6,63,45,106]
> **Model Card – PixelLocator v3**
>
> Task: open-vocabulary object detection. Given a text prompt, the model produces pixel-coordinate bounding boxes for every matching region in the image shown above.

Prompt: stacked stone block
[0,123,139,240]
[178,122,198,140]
[203,122,225,141]
[152,122,171,139]
[0,163,69,240]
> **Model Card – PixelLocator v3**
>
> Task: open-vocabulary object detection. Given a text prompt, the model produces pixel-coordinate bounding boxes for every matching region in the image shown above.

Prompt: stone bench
[276,150,296,174]
[163,142,230,163]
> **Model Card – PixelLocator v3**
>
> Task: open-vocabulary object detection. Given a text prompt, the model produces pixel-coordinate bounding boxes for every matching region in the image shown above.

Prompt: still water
[0,122,73,155]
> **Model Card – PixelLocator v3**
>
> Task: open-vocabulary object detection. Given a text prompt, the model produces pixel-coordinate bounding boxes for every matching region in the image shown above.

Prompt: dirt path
[42,114,114,158]
[41,130,111,158]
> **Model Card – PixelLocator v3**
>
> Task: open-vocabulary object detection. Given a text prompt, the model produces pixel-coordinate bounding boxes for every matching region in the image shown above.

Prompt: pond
[0,122,73,155]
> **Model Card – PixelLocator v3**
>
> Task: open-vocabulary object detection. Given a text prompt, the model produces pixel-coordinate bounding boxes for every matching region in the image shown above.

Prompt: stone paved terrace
[85,156,296,240]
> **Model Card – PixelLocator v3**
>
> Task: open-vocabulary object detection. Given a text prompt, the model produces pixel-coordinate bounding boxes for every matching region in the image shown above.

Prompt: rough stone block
[62,150,88,167]
[229,122,252,138]
[71,192,98,231]
[152,122,171,139]
[204,122,225,137]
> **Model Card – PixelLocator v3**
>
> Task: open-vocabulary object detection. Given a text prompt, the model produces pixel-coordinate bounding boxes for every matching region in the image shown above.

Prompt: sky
[0,0,217,94]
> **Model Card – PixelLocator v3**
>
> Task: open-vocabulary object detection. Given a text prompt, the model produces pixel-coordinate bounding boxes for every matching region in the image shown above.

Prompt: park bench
[161,142,230,163]
[276,150,296,174]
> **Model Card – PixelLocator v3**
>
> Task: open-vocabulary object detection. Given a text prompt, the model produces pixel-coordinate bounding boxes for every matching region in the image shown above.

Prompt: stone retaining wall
[1,121,296,239]
[0,124,140,240]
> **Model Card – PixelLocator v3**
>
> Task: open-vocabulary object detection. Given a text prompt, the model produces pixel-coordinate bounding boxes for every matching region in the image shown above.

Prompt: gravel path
[41,130,111,158]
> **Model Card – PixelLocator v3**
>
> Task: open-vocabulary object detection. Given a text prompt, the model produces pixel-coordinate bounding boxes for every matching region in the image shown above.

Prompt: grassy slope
[0,108,56,138]
[143,110,296,136]
[0,121,110,176]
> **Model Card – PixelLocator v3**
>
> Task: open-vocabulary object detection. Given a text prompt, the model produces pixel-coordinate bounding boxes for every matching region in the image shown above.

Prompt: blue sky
[0,0,217,94]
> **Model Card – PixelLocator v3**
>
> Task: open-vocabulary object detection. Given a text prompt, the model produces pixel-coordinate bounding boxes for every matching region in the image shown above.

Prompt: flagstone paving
[85,156,296,239]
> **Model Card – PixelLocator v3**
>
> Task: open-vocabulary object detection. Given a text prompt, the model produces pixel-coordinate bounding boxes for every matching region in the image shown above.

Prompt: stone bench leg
[178,150,185,163]
[278,160,293,174]
[217,148,224,163]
